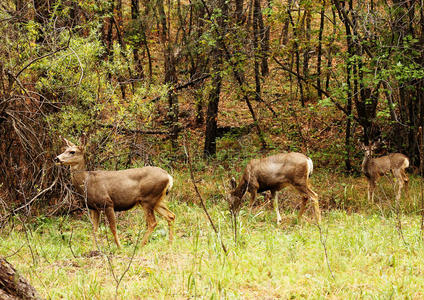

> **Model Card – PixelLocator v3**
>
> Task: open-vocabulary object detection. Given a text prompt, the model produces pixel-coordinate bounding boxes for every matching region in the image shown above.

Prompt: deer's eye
[69,151,75,155]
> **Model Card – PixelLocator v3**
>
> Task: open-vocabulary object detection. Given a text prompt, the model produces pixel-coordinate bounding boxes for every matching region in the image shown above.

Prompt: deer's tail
[306,157,314,178]
[166,174,174,195]
[403,157,410,169]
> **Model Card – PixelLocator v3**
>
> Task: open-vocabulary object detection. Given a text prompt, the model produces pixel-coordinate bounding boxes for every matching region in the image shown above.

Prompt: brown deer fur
[361,143,409,202]
[54,138,175,248]
[229,152,321,224]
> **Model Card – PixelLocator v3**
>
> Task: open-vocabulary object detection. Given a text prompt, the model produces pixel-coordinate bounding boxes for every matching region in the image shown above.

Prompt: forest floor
[1,171,424,299]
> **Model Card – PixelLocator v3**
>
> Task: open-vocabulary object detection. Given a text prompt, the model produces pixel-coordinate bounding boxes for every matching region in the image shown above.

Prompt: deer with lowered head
[361,142,409,203]
[54,137,175,249]
[229,152,321,224]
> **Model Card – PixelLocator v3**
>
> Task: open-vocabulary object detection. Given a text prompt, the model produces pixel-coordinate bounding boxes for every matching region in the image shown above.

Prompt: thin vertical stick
[232,210,238,245]
[417,127,424,237]
[316,223,336,281]
[183,138,228,254]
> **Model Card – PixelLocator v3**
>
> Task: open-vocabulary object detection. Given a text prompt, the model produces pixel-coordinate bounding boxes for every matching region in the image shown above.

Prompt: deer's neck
[70,162,89,190]
[362,154,372,175]
[233,177,249,199]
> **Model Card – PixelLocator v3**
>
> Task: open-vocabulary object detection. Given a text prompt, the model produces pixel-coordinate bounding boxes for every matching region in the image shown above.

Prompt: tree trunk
[157,0,179,150]
[131,0,144,80]
[204,62,222,157]
[325,6,336,91]
[203,0,227,157]
[253,0,262,103]
[33,0,51,44]
[317,1,325,99]
[302,6,312,101]
[287,6,304,106]
[0,258,40,299]
[235,0,244,24]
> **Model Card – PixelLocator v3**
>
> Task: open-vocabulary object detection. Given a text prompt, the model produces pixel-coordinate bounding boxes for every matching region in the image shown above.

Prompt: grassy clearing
[1,172,424,299]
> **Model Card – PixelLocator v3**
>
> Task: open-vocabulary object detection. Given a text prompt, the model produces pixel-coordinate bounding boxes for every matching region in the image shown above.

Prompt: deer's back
[85,166,171,211]
[247,152,310,191]
[367,153,409,177]
[388,153,409,169]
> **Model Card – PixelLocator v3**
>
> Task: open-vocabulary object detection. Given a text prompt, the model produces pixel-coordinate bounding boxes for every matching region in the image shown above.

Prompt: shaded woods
[1,0,424,213]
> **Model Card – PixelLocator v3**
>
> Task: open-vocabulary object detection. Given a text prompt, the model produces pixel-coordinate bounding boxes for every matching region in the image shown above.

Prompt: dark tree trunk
[302,6,312,101]
[204,62,222,157]
[33,0,51,44]
[204,0,227,157]
[344,0,354,171]
[325,6,336,91]
[334,0,379,144]
[253,0,262,103]
[281,0,293,45]
[258,0,269,76]
[0,258,40,299]
[287,7,304,106]
[317,1,325,99]
[391,0,423,166]
[158,0,179,150]
[131,0,144,80]
[235,0,244,24]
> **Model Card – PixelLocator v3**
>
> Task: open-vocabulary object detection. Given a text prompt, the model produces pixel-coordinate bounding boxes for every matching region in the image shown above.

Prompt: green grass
[1,172,424,299]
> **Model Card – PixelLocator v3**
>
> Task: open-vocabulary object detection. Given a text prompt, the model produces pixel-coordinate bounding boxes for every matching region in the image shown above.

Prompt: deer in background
[54,137,175,249]
[361,142,409,203]
[229,152,321,224]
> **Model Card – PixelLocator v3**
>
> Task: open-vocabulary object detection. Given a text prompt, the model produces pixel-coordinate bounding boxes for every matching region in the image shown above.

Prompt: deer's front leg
[367,179,376,203]
[105,207,121,249]
[89,209,100,249]
[271,191,282,224]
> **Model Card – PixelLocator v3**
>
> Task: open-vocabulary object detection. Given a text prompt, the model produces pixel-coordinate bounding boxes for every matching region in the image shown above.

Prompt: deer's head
[54,137,85,166]
[228,177,244,213]
[361,142,379,158]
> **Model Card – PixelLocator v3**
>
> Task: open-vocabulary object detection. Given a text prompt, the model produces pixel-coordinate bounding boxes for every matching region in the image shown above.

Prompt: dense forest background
[1,0,424,214]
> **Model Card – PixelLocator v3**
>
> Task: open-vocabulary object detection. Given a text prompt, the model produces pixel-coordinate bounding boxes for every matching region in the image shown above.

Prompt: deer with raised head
[361,142,409,202]
[54,137,175,249]
[229,152,321,224]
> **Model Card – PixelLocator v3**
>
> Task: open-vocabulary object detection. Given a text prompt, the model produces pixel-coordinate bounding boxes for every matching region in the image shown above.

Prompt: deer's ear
[79,134,88,146]
[62,137,75,147]
[371,141,379,150]
[230,177,237,189]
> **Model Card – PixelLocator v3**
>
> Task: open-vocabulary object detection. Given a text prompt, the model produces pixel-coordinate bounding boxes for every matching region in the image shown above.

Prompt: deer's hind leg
[297,196,309,222]
[293,183,321,223]
[401,168,409,196]
[140,204,157,247]
[154,202,175,243]
[393,169,406,201]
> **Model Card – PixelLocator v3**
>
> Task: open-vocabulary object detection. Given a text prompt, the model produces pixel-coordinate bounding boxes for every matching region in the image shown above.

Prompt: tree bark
[204,62,222,157]
[131,0,144,80]
[204,0,227,157]
[287,6,304,106]
[253,0,262,104]
[0,258,40,300]
[157,0,179,150]
[302,6,312,101]
[317,1,325,99]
